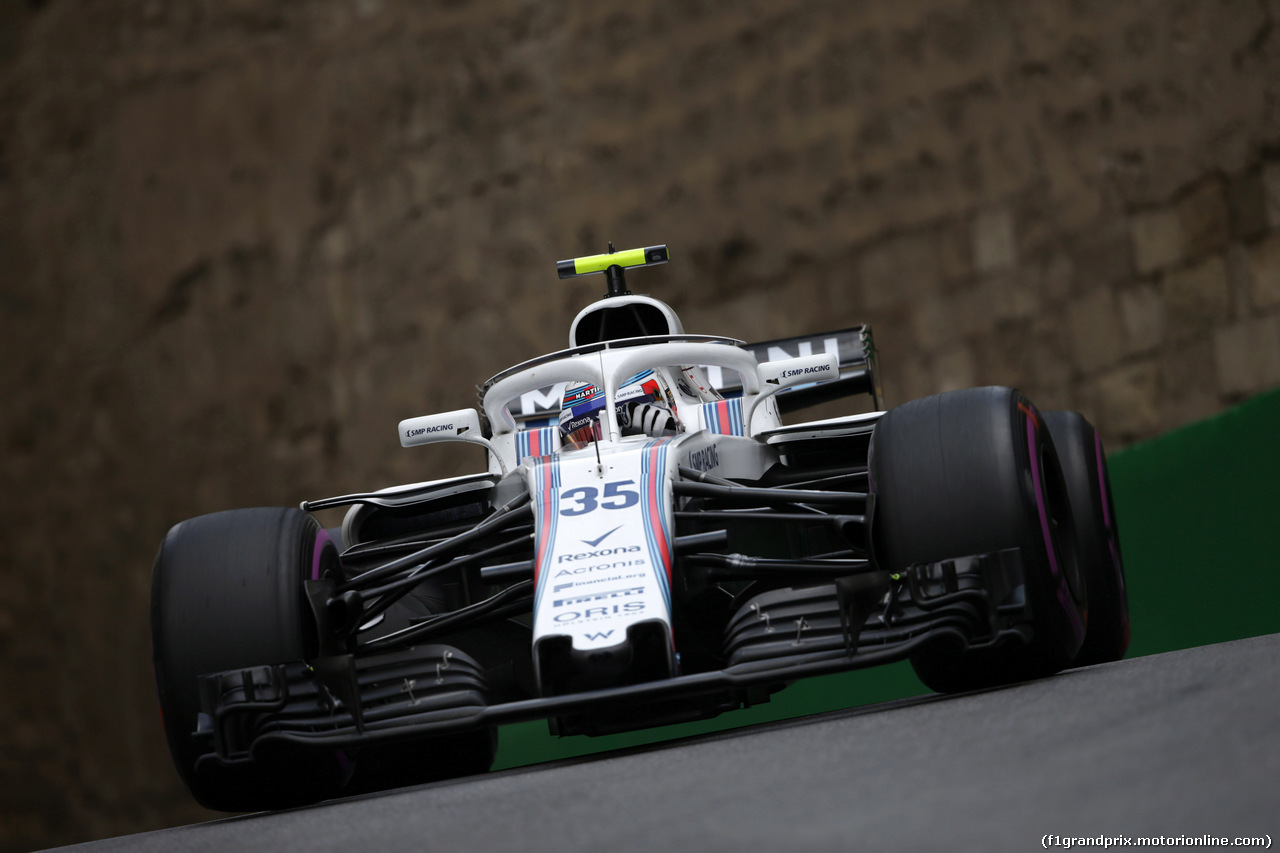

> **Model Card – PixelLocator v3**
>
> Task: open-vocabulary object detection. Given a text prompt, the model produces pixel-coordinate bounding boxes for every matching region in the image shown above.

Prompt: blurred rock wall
[2,0,1279,847]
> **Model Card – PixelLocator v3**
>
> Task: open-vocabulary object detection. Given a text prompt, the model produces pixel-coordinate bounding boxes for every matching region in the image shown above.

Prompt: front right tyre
[151,507,343,811]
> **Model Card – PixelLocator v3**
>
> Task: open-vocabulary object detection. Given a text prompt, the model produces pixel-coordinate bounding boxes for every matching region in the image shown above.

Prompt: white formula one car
[151,244,1129,810]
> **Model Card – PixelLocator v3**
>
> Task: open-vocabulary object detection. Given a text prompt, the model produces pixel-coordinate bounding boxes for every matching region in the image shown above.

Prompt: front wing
[194,547,1028,768]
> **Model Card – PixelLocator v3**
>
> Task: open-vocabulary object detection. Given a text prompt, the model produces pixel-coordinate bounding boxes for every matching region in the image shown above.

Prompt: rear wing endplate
[719,325,880,415]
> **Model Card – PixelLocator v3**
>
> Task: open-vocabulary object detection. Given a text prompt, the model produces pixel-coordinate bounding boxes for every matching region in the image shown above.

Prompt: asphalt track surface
[56,634,1279,853]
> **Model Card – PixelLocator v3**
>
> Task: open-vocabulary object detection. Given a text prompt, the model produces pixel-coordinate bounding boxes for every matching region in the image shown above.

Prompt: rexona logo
[687,443,719,472]
[557,545,641,563]
[405,424,454,438]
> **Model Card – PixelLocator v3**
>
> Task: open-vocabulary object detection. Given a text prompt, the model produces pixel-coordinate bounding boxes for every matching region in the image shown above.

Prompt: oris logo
[553,601,646,623]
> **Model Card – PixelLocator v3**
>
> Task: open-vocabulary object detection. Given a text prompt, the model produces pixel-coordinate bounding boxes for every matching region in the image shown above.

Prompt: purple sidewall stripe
[313,529,334,580]
[1025,415,1060,581]
[1024,406,1085,644]
[1095,432,1112,528]
[1094,431,1130,629]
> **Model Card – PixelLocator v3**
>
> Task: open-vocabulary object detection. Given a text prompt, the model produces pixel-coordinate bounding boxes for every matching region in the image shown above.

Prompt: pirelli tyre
[869,386,1088,693]
[151,507,343,812]
[1044,410,1130,667]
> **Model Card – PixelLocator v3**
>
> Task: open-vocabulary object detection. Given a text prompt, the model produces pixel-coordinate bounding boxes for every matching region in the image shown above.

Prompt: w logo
[584,630,615,642]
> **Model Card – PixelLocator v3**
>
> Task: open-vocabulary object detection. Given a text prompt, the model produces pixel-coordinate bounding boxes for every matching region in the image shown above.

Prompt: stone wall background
[3,0,1280,847]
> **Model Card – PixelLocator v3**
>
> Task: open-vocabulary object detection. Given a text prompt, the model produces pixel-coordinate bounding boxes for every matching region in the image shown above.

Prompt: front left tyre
[869,386,1088,693]
[1044,410,1130,666]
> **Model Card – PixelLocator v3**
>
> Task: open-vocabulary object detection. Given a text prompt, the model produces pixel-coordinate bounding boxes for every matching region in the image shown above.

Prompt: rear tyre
[151,507,342,811]
[869,387,1087,693]
[1044,411,1130,666]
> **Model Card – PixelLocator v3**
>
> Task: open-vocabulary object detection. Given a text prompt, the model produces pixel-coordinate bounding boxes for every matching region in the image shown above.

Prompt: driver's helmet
[559,382,608,450]
[558,369,681,450]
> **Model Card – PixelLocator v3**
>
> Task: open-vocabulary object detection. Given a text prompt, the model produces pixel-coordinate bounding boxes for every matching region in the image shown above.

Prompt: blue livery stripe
[531,456,561,614]
[704,399,745,437]
[639,438,674,614]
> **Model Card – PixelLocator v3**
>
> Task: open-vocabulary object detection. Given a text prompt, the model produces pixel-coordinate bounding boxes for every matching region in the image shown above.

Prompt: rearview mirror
[398,408,506,475]
[399,408,485,448]
[757,351,840,389]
